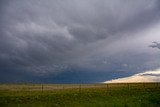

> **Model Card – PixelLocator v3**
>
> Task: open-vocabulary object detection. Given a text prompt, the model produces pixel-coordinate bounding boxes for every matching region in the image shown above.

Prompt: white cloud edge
[103,69,160,83]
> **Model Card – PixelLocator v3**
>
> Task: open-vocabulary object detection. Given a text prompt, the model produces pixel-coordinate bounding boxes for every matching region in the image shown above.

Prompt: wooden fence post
[127,83,130,90]
[42,84,44,93]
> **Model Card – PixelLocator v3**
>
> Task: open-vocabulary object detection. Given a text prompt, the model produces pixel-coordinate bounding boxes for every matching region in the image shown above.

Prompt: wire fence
[0,83,159,92]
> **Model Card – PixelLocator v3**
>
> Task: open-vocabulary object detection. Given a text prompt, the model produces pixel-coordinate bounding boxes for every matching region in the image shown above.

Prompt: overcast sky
[0,0,160,83]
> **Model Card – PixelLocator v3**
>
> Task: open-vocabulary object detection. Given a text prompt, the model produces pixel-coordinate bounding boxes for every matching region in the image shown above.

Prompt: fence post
[42,84,43,93]
[79,84,81,93]
[127,83,130,90]
[107,84,109,90]
[79,84,82,104]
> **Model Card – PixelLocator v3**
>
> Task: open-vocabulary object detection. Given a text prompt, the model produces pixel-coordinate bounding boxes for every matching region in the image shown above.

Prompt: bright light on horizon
[104,69,160,83]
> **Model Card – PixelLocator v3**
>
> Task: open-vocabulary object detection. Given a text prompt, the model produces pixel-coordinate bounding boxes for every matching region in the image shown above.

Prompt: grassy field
[0,83,160,107]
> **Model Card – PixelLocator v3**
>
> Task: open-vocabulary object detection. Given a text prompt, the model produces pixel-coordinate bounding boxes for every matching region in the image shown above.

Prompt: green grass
[0,83,160,107]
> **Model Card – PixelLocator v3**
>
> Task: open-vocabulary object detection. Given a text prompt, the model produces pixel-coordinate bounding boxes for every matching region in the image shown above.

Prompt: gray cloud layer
[1,0,160,82]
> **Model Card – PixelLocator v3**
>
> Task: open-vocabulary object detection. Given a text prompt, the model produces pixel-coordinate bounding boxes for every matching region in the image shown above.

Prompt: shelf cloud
[0,0,160,83]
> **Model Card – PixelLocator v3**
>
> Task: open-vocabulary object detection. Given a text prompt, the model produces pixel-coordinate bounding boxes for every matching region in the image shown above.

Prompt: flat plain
[0,83,160,107]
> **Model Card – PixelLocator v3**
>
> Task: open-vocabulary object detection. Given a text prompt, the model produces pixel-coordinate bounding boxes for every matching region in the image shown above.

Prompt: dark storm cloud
[1,0,160,83]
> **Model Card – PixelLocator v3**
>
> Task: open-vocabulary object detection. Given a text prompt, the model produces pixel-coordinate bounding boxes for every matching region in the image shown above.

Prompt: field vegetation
[0,83,160,107]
